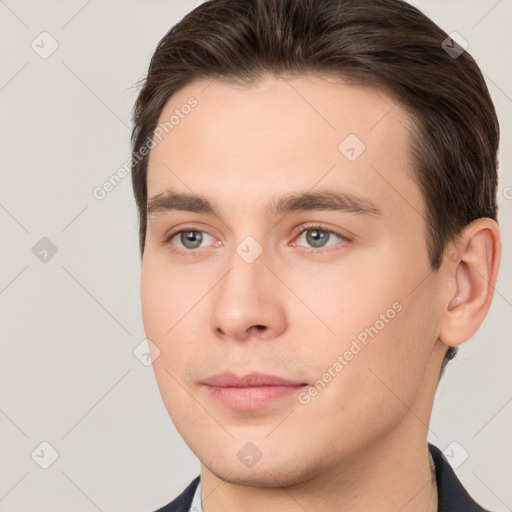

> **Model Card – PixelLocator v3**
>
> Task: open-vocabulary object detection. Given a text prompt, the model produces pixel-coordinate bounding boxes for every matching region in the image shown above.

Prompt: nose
[210,250,287,343]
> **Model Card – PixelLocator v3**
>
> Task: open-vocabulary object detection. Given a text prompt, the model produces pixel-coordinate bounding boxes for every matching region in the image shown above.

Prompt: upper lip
[202,372,306,388]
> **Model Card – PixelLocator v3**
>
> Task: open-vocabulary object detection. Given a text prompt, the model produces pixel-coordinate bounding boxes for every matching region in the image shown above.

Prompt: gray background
[0,1,511,511]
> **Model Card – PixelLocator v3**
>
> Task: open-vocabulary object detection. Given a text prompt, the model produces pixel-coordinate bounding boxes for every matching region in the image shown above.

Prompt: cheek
[140,261,201,428]
[140,256,191,337]
[140,257,208,374]
[308,249,436,393]
[295,255,401,350]
[141,260,184,367]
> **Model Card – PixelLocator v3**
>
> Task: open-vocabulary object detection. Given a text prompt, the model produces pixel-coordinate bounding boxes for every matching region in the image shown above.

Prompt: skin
[140,74,501,512]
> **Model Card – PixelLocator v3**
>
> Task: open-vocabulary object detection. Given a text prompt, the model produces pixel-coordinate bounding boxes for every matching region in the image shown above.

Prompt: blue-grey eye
[179,230,204,249]
[297,228,343,249]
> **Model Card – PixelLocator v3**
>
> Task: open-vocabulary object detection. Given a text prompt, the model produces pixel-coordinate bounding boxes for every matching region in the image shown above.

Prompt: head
[131,0,500,487]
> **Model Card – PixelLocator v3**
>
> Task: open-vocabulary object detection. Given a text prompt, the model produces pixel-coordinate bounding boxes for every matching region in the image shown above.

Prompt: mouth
[201,372,309,410]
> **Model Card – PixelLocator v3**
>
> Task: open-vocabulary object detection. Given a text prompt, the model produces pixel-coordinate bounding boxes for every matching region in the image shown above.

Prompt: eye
[166,229,217,253]
[293,224,350,251]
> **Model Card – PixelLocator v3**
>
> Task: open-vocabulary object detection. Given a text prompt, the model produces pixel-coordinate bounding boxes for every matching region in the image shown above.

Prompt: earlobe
[438,218,501,347]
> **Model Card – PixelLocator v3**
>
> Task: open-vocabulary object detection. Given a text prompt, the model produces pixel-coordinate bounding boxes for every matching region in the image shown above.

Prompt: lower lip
[204,385,306,410]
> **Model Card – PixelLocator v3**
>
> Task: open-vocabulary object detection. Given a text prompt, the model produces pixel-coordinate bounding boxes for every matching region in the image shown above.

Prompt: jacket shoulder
[151,476,200,512]
[428,443,493,512]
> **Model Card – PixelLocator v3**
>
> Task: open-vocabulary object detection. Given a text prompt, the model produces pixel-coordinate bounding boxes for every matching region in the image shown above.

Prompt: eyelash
[163,222,351,256]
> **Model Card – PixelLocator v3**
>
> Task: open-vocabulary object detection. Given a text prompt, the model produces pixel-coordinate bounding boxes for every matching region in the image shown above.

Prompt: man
[130,0,501,510]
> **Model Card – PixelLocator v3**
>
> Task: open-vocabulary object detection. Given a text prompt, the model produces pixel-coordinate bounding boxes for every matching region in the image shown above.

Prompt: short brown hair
[130,0,499,377]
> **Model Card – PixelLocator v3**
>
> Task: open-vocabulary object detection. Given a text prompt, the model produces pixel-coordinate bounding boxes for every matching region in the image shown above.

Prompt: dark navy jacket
[153,443,492,511]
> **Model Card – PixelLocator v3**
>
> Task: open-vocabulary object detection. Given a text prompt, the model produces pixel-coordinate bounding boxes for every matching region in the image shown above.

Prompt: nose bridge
[218,244,270,314]
[210,240,285,339]
[222,221,271,293]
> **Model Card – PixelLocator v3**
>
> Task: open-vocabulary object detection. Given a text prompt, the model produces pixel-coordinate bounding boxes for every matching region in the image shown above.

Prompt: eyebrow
[146,187,383,218]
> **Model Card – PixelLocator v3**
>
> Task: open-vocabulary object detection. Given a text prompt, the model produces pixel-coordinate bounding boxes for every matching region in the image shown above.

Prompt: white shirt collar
[189,479,203,512]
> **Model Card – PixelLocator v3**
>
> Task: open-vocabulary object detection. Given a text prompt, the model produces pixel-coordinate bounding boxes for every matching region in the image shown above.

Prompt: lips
[202,372,308,410]
[203,372,306,387]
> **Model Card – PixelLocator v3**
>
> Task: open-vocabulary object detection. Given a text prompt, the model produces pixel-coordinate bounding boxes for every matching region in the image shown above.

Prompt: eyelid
[292,221,352,242]
[289,222,352,254]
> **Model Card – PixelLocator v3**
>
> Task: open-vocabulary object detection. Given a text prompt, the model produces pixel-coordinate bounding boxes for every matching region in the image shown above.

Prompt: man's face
[141,74,446,486]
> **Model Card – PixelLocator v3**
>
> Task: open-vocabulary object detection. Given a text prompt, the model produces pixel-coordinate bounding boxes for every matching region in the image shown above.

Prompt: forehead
[146,74,422,221]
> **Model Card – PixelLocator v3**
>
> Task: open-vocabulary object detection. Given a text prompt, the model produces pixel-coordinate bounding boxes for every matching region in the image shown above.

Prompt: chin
[199,445,327,489]
[204,461,308,488]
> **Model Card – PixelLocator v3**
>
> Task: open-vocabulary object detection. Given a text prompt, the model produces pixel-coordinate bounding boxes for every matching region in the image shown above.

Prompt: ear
[438,218,501,347]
